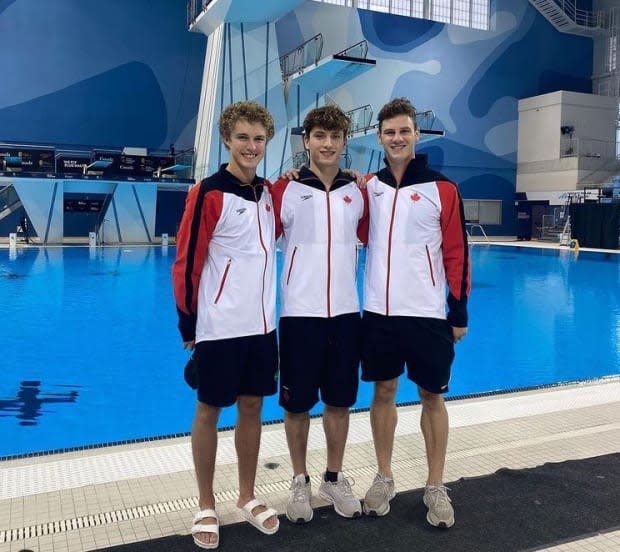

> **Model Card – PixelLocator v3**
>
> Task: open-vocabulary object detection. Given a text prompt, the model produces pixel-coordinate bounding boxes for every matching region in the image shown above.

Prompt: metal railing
[280,34,324,78]
[334,40,368,60]
[346,105,374,134]
[267,151,351,181]
[560,137,617,160]
[462,199,502,225]
[187,0,215,28]
[0,184,20,215]
[346,107,438,137]
[545,0,606,28]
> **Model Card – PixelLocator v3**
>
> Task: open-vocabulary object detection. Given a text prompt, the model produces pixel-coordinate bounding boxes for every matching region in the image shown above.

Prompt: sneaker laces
[370,476,393,498]
[426,485,452,507]
[336,476,355,498]
[290,478,309,503]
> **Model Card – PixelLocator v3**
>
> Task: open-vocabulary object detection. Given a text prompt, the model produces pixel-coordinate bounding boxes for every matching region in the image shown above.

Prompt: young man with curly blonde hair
[173,100,280,548]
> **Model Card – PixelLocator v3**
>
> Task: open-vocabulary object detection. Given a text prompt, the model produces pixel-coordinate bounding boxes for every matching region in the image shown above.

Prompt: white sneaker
[363,473,396,516]
[423,485,454,528]
[318,472,362,518]
[286,474,313,524]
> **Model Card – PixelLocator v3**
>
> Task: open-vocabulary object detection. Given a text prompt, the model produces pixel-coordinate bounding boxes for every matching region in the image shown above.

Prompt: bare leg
[285,410,310,476]
[418,387,449,486]
[323,405,350,473]
[369,379,398,478]
[235,395,278,530]
[191,401,220,547]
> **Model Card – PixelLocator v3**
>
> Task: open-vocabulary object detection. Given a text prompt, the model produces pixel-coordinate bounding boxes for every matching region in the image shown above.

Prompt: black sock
[293,474,311,484]
[324,470,339,483]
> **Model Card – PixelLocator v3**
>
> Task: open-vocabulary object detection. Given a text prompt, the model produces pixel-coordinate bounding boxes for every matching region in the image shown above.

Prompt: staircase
[0,184,22,221]
[529,0,608,36]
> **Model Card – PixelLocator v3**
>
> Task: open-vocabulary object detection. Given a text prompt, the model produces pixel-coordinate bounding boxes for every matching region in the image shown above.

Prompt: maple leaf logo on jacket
[343,195,352,204]
[411,192,421,202]
[265,204,271,212]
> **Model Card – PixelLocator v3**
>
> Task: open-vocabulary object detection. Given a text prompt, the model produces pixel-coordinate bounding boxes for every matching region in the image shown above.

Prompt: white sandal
[238,498,279,535]
[191,509,219,549]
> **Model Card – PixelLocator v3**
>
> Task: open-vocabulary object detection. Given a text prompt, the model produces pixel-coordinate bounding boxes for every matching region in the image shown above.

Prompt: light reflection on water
[0,245,618,457]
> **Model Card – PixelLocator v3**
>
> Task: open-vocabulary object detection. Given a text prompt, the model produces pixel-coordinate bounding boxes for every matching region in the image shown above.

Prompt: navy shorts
[193,331,278,407]
[361,311,455,394]
[279,313,361,413]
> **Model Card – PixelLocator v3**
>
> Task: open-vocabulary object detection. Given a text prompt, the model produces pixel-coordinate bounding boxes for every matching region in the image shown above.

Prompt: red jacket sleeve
[270,177,290,240]
[437,181,471,328]
[171,183,222,341]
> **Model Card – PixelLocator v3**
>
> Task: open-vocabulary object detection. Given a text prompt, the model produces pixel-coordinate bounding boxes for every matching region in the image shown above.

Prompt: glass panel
[310,0,489,29]
[478,200,502,225]
[453,0,471,26]
[368,0,390,13]
[431,0,451,23]
[471,0,489,29]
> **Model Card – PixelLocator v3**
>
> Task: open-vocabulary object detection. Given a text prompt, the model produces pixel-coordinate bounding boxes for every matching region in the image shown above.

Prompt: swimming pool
[1,245,618,458]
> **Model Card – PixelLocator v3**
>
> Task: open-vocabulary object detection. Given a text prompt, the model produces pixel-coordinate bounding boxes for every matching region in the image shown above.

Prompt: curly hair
[377,97,418,132]
[303,105,351,136]
[219,101,275,141]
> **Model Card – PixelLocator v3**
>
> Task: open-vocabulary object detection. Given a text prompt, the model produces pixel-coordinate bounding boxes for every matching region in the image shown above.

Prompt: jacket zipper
[385,182,400,315]
[254,187,268,334]
[326,191,332,317]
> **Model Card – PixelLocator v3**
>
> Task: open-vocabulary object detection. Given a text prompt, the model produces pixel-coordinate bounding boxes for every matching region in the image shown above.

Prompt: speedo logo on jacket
[271,167,368,318]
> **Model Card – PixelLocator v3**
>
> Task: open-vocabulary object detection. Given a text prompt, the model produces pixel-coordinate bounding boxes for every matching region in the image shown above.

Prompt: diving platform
[285,55,376,97]
[348,126,445,151]
[346,107,445,151]
[188,0,307,35]
[282,38,376,114]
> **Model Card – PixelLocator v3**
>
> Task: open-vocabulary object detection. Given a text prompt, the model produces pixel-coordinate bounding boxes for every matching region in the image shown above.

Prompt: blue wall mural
[0,0,206,151]
[276,0,594,234]
[2,0,595,236]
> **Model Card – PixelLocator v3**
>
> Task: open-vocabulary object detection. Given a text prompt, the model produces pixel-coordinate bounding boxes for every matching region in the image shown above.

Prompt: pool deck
[1,239,619,552]
[1,377,619,552]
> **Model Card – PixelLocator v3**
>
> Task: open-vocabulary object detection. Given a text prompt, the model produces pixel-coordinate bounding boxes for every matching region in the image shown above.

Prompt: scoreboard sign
[91,152,174,178]
[0,147,55,173]
[56,155,90,176]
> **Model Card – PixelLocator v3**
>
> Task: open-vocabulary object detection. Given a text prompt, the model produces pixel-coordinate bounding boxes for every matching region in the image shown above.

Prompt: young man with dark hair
[172,100,280,549]
[271,105,368,524]
[361,97,470,528]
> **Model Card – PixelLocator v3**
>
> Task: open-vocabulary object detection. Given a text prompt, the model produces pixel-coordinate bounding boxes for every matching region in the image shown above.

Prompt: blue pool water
[1,245,619,458]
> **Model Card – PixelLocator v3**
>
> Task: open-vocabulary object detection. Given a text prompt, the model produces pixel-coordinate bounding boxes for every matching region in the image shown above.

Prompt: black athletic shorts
[279,313,361,413]
[361,311,455,394]
[193,330,278,407]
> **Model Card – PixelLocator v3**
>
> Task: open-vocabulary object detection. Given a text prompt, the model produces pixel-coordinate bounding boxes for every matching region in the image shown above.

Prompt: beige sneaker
[363,473,396,516]
[318,472,361,518]
[286,475,313,524]
[423,485,455,528]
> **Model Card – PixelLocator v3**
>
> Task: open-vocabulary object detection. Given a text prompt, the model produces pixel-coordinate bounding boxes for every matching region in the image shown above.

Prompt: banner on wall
[91,152,174,179]
[0,147,55,174]
[56,155,90,176]
[64,198,104,212]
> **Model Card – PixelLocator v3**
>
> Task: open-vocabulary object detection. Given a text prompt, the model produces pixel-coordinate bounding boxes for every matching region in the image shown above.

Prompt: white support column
[193,23,225,181]
[192,22,291,181]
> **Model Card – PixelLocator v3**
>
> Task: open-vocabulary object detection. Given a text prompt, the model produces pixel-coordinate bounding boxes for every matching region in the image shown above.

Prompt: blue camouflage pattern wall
[0,0,205,151]
[276,0,593,234]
